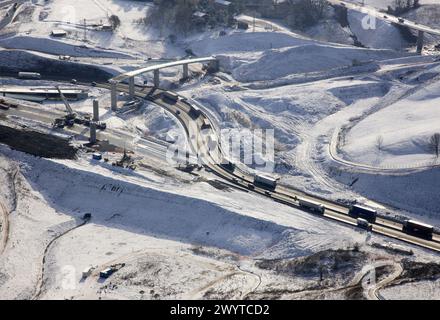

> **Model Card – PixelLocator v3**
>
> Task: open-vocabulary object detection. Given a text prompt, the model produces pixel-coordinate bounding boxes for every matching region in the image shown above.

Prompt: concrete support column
[110,80,117,111]
[154,69,160,88]
[182,63,189,79]
[417,30,425,55]
[93,99,99,122]
[128,76,135,98]
[90,122,97,144]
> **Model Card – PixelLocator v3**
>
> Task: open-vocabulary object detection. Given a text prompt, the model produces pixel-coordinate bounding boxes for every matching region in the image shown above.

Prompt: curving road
[99,82,440,253]
[1,80,439,252]
[328,0,440,37]
[0,201,9,255]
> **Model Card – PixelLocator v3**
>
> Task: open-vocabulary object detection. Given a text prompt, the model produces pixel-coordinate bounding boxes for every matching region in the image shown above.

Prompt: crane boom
[55,86,74,115]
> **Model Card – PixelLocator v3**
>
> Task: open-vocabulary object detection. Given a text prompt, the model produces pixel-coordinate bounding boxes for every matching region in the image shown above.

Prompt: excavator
[53,86,106,130]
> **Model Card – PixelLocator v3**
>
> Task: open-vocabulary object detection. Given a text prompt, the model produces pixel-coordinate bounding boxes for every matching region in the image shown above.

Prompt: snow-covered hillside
[343,66,440,168]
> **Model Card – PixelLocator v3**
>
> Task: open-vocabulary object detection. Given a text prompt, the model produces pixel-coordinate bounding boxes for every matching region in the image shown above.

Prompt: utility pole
[83,18,87,42]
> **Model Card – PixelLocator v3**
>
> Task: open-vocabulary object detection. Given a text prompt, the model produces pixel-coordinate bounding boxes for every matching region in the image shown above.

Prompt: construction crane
[53,86,78,128]
[53,86,106,130]
[57,86,77,123]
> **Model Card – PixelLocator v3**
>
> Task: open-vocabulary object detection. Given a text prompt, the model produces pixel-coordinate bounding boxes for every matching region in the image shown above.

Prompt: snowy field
[343,67,440,168]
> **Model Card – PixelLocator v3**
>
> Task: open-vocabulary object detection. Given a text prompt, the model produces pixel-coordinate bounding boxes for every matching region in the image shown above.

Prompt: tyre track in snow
[331,68,440,173]
[32,218,90,300]
[0,166,19,255]
[0,202,9,255]
[369,263,403,300]
[296,60,440,192]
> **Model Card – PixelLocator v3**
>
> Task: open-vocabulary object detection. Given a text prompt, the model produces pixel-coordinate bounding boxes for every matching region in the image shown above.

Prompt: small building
[51,29,67,37]
[214,0,232,8]
[192,11,208,28]
[193,11,207,19]
[101,23,113,31]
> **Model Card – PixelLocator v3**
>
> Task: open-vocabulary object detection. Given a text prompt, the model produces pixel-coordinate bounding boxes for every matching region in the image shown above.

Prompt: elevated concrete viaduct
[328,0,440,55]
[108,56,218,111]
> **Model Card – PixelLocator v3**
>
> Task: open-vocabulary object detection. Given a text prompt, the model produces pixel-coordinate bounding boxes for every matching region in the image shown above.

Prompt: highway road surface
[1,80,439,253]
[328,0,440,37]
[101,82,440,253]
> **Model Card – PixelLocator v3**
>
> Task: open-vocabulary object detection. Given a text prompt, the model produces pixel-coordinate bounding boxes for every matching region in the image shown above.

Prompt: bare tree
[429,133,440,158]
[375,135,384,151]
[109,15,121,30]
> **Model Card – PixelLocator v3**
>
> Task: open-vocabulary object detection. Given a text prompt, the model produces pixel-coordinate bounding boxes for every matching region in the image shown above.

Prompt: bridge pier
[89,122,97,144]
[182,63,189,80]
[128,77,135,98]
[110,80,118,111]
[93,99,99,122]
[154,69,160,88]
[417,30,425,54]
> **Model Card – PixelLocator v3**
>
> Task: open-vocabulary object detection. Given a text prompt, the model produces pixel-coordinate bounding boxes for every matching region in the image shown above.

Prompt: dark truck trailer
[254,174,277,190]
[298,199,325,214]
[189,105,201,119]
[18,72,41,79]
[349,204,377,223]
[219,156,235,172]
[403,220,434,240]
[162,91,179,103]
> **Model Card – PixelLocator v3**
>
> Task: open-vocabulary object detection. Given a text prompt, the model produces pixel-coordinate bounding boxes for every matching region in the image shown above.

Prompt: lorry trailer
[349,204,377,223]
[18,72,42,79]
[403,220,434,239]
[254,174,277,190]
[298,199,325,214]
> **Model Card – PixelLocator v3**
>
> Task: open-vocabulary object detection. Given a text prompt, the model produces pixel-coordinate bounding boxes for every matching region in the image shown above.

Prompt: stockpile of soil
[0,122,78,159]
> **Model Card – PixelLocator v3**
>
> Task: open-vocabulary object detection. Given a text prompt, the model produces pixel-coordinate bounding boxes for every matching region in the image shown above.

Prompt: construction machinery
[53,86,106,130]
[53,86,77,128]
[113,149,137,170]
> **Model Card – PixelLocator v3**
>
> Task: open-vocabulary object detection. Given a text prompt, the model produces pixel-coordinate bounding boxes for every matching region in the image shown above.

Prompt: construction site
[1,0,440,302]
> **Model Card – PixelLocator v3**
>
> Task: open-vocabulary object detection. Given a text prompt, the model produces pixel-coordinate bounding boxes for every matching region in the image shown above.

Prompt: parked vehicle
[357,218,372,231]
[92,153,102,161]
[254,174,277,189]
[96,122,107,130]
[298,199,325,214]
[349,204,377,223]
[219,156,235,172]
[18,72,41,79]
[99,267,114,279]
[162,91,179,103]
[189,105,201,119]
[82,266,94,279]
[201,118,211,130]
[403,220,434,239]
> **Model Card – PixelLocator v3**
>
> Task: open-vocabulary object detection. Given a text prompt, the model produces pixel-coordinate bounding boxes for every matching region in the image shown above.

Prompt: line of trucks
[247,172,435,240]
[0,98,18,110]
